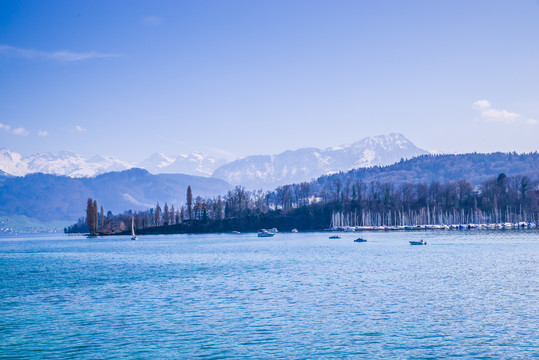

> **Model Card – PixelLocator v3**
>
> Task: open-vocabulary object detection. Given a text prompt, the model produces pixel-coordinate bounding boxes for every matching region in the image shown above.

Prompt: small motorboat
[258,229,275,237]
[329,235,341,239]
[354,237,367,242]
[409,240,427,245]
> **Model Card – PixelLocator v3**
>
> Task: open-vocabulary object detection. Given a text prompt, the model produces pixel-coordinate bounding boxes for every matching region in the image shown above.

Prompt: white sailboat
[131,217,138,241]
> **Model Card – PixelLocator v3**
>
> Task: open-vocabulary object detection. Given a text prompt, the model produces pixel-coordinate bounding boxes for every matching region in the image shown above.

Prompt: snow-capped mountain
[0,133,427,184]
[138,153,226,177]
[0,148,27,176]
[0,148,225,178]
[26,152,135,177]
[137,153,175,173]
[211,133,429,189]
[0,148,134,177]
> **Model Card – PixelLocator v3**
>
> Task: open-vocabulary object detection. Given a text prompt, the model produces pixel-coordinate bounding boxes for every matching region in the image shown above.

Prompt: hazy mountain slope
[0,215,72,233]
[0,168,231,221]
[212,133,428,189]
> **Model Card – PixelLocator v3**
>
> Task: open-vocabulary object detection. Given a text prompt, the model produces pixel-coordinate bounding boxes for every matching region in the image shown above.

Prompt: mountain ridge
[212,133,429,188]
[0,148,224,178]
[0,134,427,187]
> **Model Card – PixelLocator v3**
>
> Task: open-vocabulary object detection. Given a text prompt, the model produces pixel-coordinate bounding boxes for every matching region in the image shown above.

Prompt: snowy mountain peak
[138,152,225,176]
[212,133,428,189]
[138,153,175,171]
[0,148,27,176]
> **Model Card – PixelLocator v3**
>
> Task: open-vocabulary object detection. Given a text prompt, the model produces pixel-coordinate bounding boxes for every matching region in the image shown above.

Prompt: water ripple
[0,231,538,358]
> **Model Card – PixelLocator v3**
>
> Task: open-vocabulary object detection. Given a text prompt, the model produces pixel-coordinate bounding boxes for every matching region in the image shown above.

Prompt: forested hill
[313,152,539,190]
[0,168,231,222]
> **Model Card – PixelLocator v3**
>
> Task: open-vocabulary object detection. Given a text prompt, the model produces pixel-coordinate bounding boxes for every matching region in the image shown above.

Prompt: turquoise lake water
[1,230,538,359]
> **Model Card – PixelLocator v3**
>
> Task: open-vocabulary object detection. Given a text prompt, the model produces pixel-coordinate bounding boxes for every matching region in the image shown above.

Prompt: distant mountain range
[0,148,223,178]
[0,168,231,222]
[0,133,428,188]
[213,133,428,188]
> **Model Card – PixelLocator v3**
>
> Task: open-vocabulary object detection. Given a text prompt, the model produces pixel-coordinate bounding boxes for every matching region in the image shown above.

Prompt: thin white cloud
[12,127,29,136]
[472,100,536,126]
[481,108,520,123]
[0,123,29,135]
[0,45,120,62]
[143,16,163,26]
[75,125,86,132]
[38,130,48,136]
[472,99,491,110]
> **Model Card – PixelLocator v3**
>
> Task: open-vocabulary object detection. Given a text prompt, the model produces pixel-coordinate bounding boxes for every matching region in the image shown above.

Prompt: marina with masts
[329,210,538,231]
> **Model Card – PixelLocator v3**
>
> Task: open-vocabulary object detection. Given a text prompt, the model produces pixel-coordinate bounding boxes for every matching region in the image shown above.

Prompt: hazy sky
[1,0,538,161]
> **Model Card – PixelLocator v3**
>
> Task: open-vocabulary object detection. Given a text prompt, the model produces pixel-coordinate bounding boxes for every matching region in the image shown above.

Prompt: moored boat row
[328,221,537,232]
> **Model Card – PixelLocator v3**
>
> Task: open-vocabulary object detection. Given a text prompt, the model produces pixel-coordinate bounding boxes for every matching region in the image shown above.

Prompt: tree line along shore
[65,172,539,236]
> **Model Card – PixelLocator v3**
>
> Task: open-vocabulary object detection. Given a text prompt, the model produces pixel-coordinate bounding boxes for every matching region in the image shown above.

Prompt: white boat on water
[131,217,138,241]
[258,229,275,237]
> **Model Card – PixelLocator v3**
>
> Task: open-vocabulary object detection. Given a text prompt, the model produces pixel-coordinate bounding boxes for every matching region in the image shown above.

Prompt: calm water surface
[1,230,538,359]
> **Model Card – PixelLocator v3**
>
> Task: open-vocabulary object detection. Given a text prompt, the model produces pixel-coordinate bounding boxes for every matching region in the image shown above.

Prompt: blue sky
[1,0,538,161]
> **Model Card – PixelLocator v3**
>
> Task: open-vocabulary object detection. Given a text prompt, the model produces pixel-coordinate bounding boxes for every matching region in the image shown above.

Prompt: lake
[1,230,538,359]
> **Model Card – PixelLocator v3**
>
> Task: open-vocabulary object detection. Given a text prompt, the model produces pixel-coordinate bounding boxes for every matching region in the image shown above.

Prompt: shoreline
[80,221,538,237]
